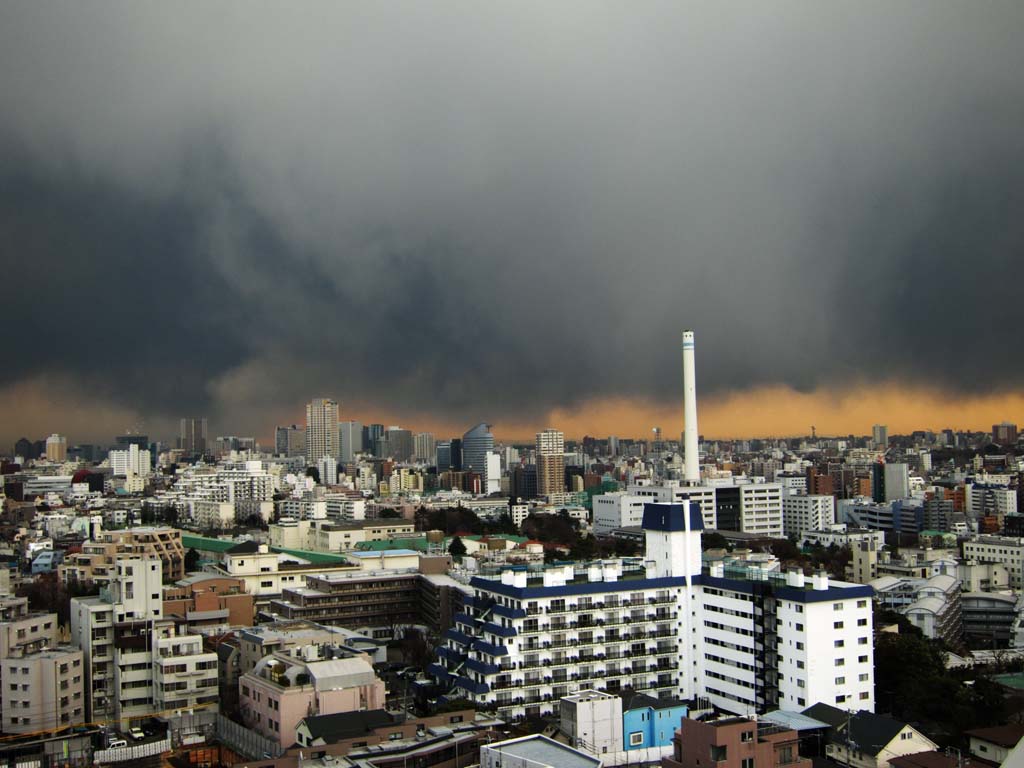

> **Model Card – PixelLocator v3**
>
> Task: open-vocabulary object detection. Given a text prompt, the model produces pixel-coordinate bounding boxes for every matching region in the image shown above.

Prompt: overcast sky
[2,3,1023,444]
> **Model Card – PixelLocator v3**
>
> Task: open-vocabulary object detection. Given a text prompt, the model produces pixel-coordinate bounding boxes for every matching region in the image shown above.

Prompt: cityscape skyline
[5,382,1024,449]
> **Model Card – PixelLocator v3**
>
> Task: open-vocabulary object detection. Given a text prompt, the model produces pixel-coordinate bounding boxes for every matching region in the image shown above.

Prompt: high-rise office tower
[462,424,494,487]
[179,418,208,455]
[45,433,67,462]
[608,435,619,457]
[379,427,414,462]
[306,398,340,466]
[435,441,452,471]
[536,429,565,498]
[872,424,888,451]
[339,420,363,462]
[275,425,306,457]
[364,424,385,456]
[414,432,436,463]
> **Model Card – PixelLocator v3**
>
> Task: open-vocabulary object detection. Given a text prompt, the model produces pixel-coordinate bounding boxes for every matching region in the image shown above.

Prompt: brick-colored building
[663,716,810,768]
[163,574,255,631]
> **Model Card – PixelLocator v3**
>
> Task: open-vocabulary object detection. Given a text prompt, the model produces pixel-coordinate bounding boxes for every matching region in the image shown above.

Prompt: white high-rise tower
[682,330,700,484]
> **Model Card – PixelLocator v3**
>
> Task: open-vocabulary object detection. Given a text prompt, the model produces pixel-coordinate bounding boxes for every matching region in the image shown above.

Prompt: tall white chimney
[682,330,700,484]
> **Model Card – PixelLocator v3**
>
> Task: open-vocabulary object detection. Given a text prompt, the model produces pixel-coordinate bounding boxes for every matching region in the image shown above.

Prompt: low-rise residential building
[237,621,385,677]
[965,724,1024,765]
[663,715,810,768]
[804,704,938,768]
[239,652,385,747]
[480,734,601,768]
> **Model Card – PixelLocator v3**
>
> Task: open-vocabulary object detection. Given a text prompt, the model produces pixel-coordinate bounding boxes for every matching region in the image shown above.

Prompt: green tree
[379,508,402,519]
[448,535,468,559]
[184,548,200,573]
[701,531,729,551]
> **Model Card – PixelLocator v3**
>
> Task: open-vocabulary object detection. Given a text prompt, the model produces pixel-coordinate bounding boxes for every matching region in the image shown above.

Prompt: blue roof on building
[642,502,703,532]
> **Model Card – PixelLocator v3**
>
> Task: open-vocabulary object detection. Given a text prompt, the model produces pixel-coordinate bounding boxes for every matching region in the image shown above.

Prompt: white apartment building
[319,456,338,486]
[783,495,835,538]
[801,525,884,550]
[431,502,874,722]
[70,557,218,726]
[962,536,1024,589]
[776,473,808,494]
[593,493,649,535]
[485,452,502,495]
[626,481,783,537]
[324,493,366,522]
[964,482,1018,519]
[109,443,152,478]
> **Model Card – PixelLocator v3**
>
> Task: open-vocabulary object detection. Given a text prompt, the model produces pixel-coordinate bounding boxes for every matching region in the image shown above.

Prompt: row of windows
[704,620,753,637]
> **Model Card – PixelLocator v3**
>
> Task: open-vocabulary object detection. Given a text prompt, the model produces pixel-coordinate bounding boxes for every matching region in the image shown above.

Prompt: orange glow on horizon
[356,385,1024,444]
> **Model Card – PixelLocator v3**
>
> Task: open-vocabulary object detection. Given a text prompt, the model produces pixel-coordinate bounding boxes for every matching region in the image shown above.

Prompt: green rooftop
[271,547,351,565]
[993,673,1024,691]
[181,535,352,565]
[181,535,236,553]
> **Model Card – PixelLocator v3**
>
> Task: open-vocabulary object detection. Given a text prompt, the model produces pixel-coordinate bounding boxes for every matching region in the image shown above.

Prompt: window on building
[834,621,844,629]
[835,640,845,648]
[742,731,754,743]
[741,759,754,768]
[710,745,727,761]
[630,732,644,746]
[834,603,843,611]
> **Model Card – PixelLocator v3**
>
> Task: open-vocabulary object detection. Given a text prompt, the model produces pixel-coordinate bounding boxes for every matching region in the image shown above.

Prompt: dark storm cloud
[1,1,1023,440]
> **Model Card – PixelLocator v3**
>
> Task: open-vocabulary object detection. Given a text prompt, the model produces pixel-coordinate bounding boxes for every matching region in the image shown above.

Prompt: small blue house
[622,693,689,751]
[31,549,64,574]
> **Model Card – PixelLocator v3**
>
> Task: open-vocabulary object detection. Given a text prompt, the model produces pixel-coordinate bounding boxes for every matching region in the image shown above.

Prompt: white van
[108,739,128,749]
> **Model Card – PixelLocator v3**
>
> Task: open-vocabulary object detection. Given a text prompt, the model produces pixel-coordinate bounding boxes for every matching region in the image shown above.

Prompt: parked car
[108,739,128,749]
[128,727,145,740]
